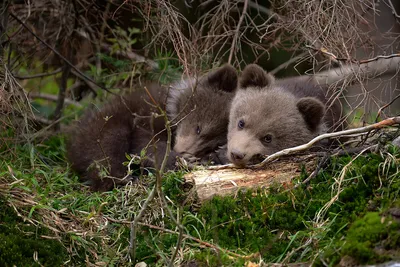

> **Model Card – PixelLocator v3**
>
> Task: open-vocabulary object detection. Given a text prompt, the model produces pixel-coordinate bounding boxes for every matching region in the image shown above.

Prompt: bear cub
[167,64,238,164]
[227,64,344,167]
[66,65,238,191]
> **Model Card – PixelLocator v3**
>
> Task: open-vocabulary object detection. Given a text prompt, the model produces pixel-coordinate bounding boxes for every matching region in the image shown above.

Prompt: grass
[1,128,400,266]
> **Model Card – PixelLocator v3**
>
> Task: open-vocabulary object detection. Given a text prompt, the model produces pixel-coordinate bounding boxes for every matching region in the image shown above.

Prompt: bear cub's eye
[238,119,245,129]
[196,125,201,135]
[263,134,272,144]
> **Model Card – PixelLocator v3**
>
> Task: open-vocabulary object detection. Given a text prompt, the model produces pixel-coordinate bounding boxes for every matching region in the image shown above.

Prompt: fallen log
[184,156,317,202]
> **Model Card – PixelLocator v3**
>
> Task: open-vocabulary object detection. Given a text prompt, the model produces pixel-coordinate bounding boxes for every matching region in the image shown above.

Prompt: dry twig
[128,87,184,267]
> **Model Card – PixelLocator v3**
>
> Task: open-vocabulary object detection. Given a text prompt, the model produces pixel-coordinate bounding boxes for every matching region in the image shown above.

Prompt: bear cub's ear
[239,64,275,89]
[206,64,238,93]
[296,97,325,132]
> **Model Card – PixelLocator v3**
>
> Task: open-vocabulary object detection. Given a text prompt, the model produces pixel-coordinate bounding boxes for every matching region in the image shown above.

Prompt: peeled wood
[184,157,316,202]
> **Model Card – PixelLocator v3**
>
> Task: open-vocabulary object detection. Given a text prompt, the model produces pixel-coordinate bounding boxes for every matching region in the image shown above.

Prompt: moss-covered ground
[1,129,400,266]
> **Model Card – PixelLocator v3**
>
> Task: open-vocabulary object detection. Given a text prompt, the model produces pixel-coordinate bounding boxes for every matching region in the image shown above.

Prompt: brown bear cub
[167,65,238,164]
[66,65,238,191]
[227,64,344,167]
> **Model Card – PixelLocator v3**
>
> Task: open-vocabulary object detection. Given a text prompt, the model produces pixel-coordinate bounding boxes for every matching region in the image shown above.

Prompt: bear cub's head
[227,64,326,167]
[167,64,238,163]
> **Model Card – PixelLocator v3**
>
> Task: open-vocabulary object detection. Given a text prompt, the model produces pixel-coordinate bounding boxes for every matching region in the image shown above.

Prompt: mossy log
[184,156,317,202]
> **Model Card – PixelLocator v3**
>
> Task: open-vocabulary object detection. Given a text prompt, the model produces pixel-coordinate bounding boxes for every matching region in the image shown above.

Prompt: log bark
[184,156,317,202]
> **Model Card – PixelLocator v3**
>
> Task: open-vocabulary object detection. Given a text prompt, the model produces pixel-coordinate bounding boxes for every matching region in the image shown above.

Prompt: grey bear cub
[66,64,238,191]
[227,64,344,167]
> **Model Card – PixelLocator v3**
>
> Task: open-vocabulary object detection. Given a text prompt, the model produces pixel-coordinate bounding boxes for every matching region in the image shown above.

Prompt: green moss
[190,249,246,267]
[341,212,400,264]
[162,171,188,205]
[0,198,68,266]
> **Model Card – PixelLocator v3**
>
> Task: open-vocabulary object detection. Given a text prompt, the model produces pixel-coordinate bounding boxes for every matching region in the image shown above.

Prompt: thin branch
[13,67,63,80]
[295,144,377,188]
[296,153,330,187]
[270,52,308,75]
[100,43,158,70]
[70,69,98,98]
[52,44,72,130]
[384,0,400,19]
[248,0,275,17]
[30,116,53,126]
[307,45,400,66]
[375,93,400,122]
[128,87,183,265]
[305,45,348,62]
[9,12,114,94]
[358,53,400,64]
[129,186,156,262]
[151,85,183,267]
[27,92,82,107]
[228,0,249,65]
[314,145,374,224]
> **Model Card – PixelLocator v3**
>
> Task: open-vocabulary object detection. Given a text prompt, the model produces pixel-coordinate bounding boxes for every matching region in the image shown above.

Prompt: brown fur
[66,84,176,191]
[227,64,344,167]
[166,64,238,164]
[66,65,238,191]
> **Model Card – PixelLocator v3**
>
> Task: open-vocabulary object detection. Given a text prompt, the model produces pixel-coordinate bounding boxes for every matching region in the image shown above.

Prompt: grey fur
[227,64,344,167]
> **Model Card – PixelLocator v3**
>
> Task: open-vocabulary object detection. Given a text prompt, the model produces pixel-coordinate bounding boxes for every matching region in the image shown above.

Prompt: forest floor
[1,128,400,267]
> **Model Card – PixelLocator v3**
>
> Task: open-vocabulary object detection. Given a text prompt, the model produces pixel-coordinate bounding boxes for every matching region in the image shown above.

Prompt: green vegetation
[0,197,68,266]
[1,128,400,266]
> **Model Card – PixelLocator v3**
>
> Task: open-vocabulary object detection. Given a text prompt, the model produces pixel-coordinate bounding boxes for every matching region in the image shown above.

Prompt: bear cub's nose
[230,149,245,161]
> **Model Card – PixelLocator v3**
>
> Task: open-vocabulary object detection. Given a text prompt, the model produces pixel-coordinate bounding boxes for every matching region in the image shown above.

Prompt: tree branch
[100,43,158,70]
[314,56,400,86]
[13,68,63,80]
[228,0,249,65]
[0,1,9,56]
[270,52,309,75]
[27,92,82,107]
[384,0,400,19]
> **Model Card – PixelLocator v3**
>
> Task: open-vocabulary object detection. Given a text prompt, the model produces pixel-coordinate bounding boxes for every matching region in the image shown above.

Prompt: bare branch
[248,0,275,17]
[376,93,400,122]
[13,67,63,79]
[129,186,156,262]
[228,0,249,65]
[27,92,82,107]
[270,52,309,75]
[383,0,400,19]
[100,43,158,70]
